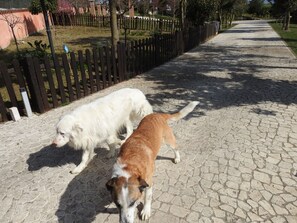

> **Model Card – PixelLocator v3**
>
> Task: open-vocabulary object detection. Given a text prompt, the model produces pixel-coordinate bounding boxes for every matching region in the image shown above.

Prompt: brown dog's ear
[138,178,149,192]
[106,177,117,191]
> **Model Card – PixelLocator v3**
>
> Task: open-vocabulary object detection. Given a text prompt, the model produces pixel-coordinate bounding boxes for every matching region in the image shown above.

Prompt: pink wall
[0,9,45,49]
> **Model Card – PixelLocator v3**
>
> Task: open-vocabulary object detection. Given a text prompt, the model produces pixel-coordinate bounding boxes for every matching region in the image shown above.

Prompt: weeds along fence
[0,23,217,122]
[51,13,180,32]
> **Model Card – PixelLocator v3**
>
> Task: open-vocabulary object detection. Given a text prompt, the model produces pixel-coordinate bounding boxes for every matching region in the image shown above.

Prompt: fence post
[0,92,8,122]
[18,57,38,112]
[122,43,127,80]
[78,50,89,96]
[117,43,124,82]
[0,61,18,108]
[111,45,118,84]
[176,31,183,55]
[44,56,59,107]
[154,35,160,66]
[23,56,45,113]
[159,19,163,33]
[92,48,101,91]
[32,57,50,111]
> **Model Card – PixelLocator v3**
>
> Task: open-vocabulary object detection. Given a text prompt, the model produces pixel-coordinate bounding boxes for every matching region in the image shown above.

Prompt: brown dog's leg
[164,126,180,164]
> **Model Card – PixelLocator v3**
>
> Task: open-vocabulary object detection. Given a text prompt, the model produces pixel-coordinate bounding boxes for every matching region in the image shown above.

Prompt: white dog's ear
[138,178,149,192]
[72,123,83,133]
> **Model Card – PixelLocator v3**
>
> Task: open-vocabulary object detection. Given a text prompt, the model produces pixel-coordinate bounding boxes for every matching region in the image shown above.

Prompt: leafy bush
[17,40,50,59]
[150,28,162,36]
[29,0,57,15]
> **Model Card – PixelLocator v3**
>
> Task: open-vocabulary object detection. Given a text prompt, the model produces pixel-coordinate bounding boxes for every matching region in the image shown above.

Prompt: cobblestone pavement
[1,20,297,223]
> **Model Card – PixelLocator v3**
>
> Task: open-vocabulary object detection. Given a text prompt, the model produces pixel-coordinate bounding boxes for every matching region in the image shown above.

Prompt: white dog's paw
[141,206,151,221]
[173,157,181,164]
[106,150,116,159]
[70,167,81,174]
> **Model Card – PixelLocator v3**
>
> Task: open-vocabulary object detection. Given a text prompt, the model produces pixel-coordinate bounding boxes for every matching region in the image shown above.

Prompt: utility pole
[40,0,56,61]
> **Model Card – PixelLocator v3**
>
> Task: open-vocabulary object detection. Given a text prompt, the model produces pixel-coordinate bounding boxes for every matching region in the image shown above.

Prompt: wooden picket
[0,22,217,122]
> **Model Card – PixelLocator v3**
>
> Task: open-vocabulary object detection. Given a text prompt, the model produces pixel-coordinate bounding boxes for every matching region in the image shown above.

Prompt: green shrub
[17,40,50,59]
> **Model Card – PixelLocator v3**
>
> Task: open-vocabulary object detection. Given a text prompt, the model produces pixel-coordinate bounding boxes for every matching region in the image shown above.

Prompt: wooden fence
[0,23,217,122]
[52,13,180,32]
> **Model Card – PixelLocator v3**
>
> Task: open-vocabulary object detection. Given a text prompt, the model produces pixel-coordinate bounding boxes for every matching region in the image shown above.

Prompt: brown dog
[106,101,199,223]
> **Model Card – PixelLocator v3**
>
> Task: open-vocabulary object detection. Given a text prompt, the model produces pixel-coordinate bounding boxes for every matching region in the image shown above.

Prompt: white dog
[52,88,153,174]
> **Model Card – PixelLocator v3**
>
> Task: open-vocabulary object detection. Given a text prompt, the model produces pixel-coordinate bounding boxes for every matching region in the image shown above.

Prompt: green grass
[269,22,297,56]
[0,26,152,64]
[0,25,154,104]
[219,24,236,34]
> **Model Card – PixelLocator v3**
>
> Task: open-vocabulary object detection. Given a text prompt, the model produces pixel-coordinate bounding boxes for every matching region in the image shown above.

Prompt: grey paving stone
[1,20,297,223]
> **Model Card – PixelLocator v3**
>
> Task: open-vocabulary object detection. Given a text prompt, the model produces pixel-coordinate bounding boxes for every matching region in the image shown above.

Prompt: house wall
[0,9,45,49]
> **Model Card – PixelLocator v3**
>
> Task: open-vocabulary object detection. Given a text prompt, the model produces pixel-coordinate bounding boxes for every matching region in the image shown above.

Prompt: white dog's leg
[106,136,121,158]
[125,119,133,138]
[121,119,133,146]
[70,149,91,174]
[141,186,152,220]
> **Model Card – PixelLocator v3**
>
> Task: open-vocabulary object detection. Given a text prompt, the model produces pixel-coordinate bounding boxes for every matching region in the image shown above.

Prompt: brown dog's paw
[173,157,180,164]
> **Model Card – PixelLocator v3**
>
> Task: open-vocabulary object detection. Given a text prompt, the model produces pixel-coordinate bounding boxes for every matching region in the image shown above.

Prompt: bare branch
[0,12,23,52]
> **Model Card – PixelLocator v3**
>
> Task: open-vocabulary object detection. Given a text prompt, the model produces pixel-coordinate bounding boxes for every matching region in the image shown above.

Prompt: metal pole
[20,87,33,117]
[40,0,56,61]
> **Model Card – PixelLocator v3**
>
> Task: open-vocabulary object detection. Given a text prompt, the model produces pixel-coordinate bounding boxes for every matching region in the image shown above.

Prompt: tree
[217,0,248,29]
[270,0,297,30]
[135,0,150,15]
[29,0,57,14]
[109,0,119,47]
[180,0,187,30]
[29,0,58,59]
[109,0,137,47]
[67,0,89,13]
[0,13,23,53]
[186,0,217,26]
[167,0,178,17]
[157,0,169,15]
[248,0,265,16]
[117,0,136,14]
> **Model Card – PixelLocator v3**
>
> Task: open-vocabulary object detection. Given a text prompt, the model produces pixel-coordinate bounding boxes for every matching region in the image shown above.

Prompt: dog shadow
[55,148,118,223]
[26,145,82,171]
[55,148,154,222]
[156,155,174,162]
[26,144,122,222]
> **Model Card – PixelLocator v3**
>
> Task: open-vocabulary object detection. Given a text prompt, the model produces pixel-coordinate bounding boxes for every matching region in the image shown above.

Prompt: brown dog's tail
[169,101,199,122]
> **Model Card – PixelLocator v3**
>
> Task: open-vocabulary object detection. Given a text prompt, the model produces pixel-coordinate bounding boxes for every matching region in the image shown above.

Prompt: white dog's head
[52,115,82,147]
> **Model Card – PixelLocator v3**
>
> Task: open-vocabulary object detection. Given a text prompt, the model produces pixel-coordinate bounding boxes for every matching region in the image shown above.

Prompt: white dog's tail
[169,101,199,121]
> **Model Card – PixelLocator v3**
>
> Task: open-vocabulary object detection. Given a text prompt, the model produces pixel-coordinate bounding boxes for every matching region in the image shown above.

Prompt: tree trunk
[109,0,119,47]
[229,13,234,27]
[10,26,19,53]
[218,9,222,30]
[284,11,290,31]
[179,0,186,31]
[282,15,285,29]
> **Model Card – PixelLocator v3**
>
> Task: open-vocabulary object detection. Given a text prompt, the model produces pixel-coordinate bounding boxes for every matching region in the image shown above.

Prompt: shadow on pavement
[144,45,297,114]
[27,145,82,171]
[27,143,119,222]
[26,22,297,222]
[54,148,117,223]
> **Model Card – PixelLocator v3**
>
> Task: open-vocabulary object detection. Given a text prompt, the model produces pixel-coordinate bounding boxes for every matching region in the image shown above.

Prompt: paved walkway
[1,20,297,223]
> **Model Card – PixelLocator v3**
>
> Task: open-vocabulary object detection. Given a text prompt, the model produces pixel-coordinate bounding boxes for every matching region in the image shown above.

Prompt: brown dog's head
[106,176,148,223]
